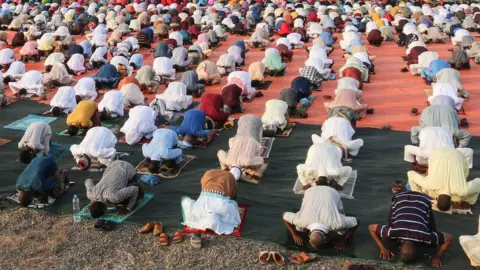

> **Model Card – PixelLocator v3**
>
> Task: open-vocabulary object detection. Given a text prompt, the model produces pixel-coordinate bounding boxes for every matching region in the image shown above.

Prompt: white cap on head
[230,167,242,181]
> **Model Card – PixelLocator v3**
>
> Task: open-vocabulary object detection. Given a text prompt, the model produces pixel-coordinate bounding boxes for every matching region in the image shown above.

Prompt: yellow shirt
[67,100,97,128]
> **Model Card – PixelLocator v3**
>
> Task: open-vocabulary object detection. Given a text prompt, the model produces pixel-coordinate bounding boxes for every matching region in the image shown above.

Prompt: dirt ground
[0,200,418,270]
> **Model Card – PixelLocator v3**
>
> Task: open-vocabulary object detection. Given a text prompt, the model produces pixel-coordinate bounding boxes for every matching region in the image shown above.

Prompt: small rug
[253,80,272,90]
[242,95,255,103]
[135,154,196,178]
[119,137,152,144]
[182,203,249,237]
[77,194,154,224]
[0,137,12,147]
[57,123,113,137]
[431,199,473,215]
[179,132,217,149]
[4,114,57,131]
[277,122,296,137]
[7,182,74,209]
[260,137,275,158]
[240,163,268,184]
[40,109,67,117]
[292,170,358,199]
[71,160,106,172]
[49,142,71,162]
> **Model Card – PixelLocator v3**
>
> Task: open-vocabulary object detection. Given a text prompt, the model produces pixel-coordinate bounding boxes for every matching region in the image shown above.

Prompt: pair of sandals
[258,251,285,265]
[138,222,184,246]
[159,231,183,246]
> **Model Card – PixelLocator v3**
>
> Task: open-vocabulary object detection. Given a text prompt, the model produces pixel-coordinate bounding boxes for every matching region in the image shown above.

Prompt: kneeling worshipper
[460,217,480,269]
[98,90,125,121]
[405,126,473,169]
[70,126,117,169]
[222,84,244,114]
[324,88,369,118]
[297,143,353,190]
[181,168,242,235]
[66,100,99,137]
[181,70,205,98]
[153,57,176,80]
[411,95,471,148]
[19,40,39,62]
[16,156,69,207]
[89,46,108,68]
[279,88,307,118]
[448,49,470,70]
[49,86,77,116]
[421,59,450,83]
[3,61,25,84]
[120,83,145,108]
[66,53,86,75]
[217,53,236,75]
[300,65,323,90]
[170,109,213,148]
[217,114,264,170]
[18,122,52,164]
[74,77,97,101]
[157,82,193,112]
[248,62,266,87]
[368,191,453,267]
[172,46,191,72]
[262,99,289,137]
[0,48,16,68]
[42,62,72,88]
[199,93,230,129]
[409,51,439,76]
[9,70,43,97]
[283,184,359,250]
[435,68,469,99]
[196,60,222,85]
[44,53,65,72]
[408,148,480,211]
[339,57,369,85]
[262,48,286,76]
[142,128,183,174]
[313,116,364,157]
[246,27,270,49]
[120,106,157,145]
[428,82,464,111]
[93,63,120,89]
[86,160,144,217]
[135,65,157,91]
[304,56,332,81]
[227,71,256,100]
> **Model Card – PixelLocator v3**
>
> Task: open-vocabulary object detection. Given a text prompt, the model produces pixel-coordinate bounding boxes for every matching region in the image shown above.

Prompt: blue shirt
[16,156,57,192]
[171,109,211,138]
[142,129,182,163]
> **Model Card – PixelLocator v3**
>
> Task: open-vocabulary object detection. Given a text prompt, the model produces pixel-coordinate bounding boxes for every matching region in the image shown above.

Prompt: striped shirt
[376,191,446,246]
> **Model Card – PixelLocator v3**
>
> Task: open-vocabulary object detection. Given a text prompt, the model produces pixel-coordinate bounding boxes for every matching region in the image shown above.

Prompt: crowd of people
[6,0,480,267]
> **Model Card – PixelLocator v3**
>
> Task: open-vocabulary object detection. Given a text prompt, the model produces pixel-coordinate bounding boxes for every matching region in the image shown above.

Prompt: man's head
[19,88,27,96]
[77,154,91,170]
[309,230,327,249]
[75,95,82,104]
[316,176,329,186]
[148,160,160,174]
[184,135,195,143]
[455,62,464,70]
[437,194,452,211]
[400,240,416,264]
[51,106,62,116]
[18,190,34,207]
[67,125,79,136]
[99,110,110,121]
[19,147,35,164]
[89,201,107,218]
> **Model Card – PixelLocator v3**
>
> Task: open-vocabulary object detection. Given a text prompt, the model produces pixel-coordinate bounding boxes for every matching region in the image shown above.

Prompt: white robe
[98,90,125,117]
[67,53,86,75]
[120,106,158,145]
[261,99,288,130]
[428,82,464,110]
[0,48,15,65]
[227,45,243,65]
[157,82,192,111]
[70,126,117,165]
[287,33,304,48]
[276,37,292,50]
[314,117,364,156]
[89,46,108,65]
[50,86,77,114]
[153,57,176,80]
[217,53,236,75]
[169,31,183,46]
[227,71,256,99]
[74,77,97,100]
[335,77,362,98]
[120,83,145,107]
[3,61,25,80]
[110,55,133,76]
[9,70,43,96]
[90,34,108,47]
[44,53,65,68]
[297,143,353,186]
[305,57,331,79]
[18,122,52,156]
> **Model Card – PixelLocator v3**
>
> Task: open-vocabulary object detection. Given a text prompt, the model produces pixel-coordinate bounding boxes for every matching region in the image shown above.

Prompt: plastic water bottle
[73,195,81,224]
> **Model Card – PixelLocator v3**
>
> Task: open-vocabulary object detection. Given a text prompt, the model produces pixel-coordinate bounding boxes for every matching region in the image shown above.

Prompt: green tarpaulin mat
[0,101,479,269]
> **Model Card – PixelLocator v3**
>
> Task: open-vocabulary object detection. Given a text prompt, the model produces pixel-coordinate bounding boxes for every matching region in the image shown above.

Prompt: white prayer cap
[229,167,241,181]
[114,5,122,12]
[418,23,428,33]
[170,3,178,10]
[148,4,156,10]
[150,15,160,23]
[385,5,392,11]
[344,6,352,14]
[341,15,348,21]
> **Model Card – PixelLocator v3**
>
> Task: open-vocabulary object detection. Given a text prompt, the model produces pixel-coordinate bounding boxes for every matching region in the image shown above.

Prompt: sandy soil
[0,200,418,270]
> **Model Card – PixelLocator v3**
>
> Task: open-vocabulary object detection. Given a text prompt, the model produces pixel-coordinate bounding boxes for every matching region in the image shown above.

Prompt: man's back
[16,156,57,192]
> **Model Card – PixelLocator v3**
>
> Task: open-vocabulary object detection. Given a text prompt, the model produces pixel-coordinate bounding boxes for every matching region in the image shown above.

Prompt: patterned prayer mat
[252,80,272,90]
[4,114,57,131]
[178,132,217,149]
[292,170,358,199]
[240,163,268,185]
[77,194,154,224]
[7,182,74,209]
[260,137,275,158]
[57,123,113,138]
[431,199,473,215]
[182,204,249,237]
[277,122,296,137]
[49,142,71,162]
[119,137,152,144]
[135,155,196,178]
[0,137,11,147]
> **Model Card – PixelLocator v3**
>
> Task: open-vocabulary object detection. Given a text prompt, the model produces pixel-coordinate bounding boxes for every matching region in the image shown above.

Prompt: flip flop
[270,252,285,265]
[258,251,271,265]
[289,252,316,264]
[159,232,169,246]
[190,234,202,249]
[138,222,154,233]
[173,231,184,244]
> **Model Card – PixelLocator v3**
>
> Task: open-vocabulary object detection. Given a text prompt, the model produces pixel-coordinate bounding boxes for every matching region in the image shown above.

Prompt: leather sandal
[153,222,163,236]
[258,251,271,265]
[270,252,285,265]
[159,233,169,246]
[289,252,316,264]
[138,222,154,233]
[173,231,184,244]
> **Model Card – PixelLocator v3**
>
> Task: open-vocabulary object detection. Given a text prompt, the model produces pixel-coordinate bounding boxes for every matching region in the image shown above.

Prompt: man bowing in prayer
[18,122,52,164]
[368,191,453,267]
[66,99,100,136]
[86,160,144,218]
[120,105,158,145]
[70,126,117,170]
[283,179,359,250]
[142,129,183,174]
